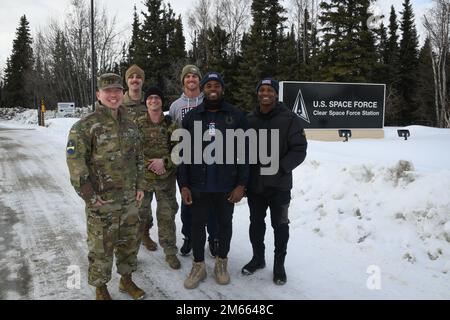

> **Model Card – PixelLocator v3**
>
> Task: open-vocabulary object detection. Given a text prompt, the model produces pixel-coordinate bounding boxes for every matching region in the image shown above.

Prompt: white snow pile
[0,107,92,125]
[0,107,29,120]
[293,158,450,270]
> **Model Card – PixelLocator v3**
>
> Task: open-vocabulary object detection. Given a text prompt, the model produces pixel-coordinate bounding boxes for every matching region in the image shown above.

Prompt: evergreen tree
[3,15,34,108]
[132,0,186,96]
[279,25,299,81]
[397,0,419,125]
[235,0,286,111]
[318,0,377,82]
[298,8,320,81]
[0,75,4,107]
[164,12,187,100]
[50,30,74,102]
[139,0,165,87]
[128,5,141,65]
[204,26,231,72]
[383,6,402,125]
[119,43,129,79]
[386,6,400,68]
[377,22,388,67]
[189,24,236,102]
[371,22,392,91]
[416,37,436,126]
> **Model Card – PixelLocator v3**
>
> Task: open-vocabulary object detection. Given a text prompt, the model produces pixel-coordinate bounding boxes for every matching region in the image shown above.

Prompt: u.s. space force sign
[279,82,386,129]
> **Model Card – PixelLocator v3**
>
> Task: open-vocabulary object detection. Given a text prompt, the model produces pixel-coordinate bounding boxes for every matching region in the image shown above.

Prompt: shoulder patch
[66,140,77,155]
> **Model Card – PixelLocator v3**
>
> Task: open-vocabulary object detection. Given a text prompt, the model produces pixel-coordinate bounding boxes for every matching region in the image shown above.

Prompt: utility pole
[90,0,96,110]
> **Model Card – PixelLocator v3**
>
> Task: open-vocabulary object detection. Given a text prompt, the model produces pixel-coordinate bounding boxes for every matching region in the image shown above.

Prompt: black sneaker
[180,237,191,256]
[273,267,287,285]
[241,256,266,275]
[209,239,219,257]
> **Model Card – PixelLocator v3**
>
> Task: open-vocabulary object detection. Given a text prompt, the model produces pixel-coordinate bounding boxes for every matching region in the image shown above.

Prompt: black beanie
[144,87,165,105]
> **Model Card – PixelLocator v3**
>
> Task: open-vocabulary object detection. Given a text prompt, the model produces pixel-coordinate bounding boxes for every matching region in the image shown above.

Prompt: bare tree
[187,0,214,65]
[216,0,251,57]
[290,0,320,63]
[65,0,91,108]
[187,0,250,59]
[424,0,450,128]
[94,5,122,73]
[187,0,214,39]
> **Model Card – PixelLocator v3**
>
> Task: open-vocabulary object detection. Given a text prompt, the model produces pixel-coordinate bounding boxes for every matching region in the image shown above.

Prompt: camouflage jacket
[135,112,178,188]
[123,91,147,123]
[66,103,145,204]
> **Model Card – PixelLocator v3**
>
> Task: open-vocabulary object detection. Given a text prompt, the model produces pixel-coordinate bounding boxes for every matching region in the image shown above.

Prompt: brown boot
[214,257,230,285]
[184,261,207,289]
[95,285,112,300]
[142,233,158,251]
[165,254,181,270]
[119,275,146,300]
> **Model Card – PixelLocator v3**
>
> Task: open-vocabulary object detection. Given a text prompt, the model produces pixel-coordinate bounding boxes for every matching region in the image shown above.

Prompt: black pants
[247,188,291,258]
[181,202,217,242]
[190,192,235,262]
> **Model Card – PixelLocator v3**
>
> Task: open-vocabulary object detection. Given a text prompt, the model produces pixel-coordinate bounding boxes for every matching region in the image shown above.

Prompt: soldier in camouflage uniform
[123,64,158,251]
[66,73,147,300]
[123,64,147,121]
[135,87,180,270]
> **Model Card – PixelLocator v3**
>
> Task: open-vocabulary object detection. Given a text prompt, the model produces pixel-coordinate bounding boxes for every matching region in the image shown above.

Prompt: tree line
[0,0,449,128]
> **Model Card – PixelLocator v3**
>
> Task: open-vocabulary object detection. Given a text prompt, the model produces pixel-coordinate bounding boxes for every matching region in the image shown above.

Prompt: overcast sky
[0,0,432,75]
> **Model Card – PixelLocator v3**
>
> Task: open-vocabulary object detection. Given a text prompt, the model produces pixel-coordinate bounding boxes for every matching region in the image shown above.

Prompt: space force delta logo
[292,89,310,124]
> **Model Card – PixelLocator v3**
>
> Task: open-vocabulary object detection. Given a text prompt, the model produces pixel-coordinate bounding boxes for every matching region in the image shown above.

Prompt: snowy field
[0,109,449,300]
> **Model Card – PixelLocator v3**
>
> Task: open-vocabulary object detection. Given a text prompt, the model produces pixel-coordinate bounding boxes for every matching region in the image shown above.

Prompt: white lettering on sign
[313,110,328,116]
[329,110,346,116]
[362,110,380,116]
[313,101,327,108]
[354,101,378,109]
[329,101,353,108]
[346,110,361,116]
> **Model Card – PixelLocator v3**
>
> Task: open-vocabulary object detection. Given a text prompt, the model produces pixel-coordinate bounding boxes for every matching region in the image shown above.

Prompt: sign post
[57,102,76,118]
[279,82,386,140]
[39,99,46,127]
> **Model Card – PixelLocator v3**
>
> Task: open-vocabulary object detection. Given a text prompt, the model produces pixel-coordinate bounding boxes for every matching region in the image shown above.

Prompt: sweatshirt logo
[181,107,195,119]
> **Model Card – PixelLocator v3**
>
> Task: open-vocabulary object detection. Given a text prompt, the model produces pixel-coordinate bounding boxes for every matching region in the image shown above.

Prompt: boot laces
[217,259,227,274]
[190,263,203,278]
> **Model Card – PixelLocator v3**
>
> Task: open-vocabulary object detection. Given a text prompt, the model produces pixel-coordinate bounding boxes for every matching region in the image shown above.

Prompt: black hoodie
[246,102,308,193]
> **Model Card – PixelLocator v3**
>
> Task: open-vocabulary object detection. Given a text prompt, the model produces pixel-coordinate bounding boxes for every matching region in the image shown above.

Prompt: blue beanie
[200,72,225,89]
[256,78,279,94]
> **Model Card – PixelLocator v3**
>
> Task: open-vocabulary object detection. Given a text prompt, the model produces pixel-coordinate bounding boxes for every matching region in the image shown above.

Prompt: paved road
[0,124,90,299]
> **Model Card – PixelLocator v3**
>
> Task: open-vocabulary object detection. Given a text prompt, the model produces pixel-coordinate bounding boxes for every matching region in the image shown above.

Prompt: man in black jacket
[242,78,308,285]
[178,72,249,289]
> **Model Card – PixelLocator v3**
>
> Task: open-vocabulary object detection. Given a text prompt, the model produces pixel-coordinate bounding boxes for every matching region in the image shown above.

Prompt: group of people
[66,64,308,300]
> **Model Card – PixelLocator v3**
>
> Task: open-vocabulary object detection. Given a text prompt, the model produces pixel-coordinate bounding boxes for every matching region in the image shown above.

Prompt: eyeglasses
[147,96,161,101]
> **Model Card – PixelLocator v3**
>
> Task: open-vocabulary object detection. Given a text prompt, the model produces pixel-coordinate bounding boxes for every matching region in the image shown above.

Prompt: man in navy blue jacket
[178,72,249,289]
[242,78,308,285]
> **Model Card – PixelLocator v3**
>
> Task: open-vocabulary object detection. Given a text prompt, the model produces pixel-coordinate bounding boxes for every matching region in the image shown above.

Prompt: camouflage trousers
[137,174,179,256]
[85,194,140,287]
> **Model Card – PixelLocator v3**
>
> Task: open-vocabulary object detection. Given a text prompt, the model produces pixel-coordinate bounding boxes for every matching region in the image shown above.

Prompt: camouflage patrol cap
[97,73,124,90]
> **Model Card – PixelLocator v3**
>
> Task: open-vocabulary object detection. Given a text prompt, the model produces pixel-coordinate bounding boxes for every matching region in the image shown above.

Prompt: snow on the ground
[1,110,450,300]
